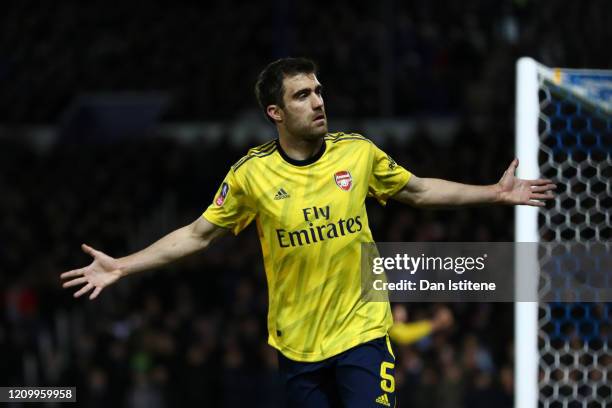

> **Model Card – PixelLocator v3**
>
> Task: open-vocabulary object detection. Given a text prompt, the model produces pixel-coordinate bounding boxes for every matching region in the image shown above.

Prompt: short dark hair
[255,57,318,123]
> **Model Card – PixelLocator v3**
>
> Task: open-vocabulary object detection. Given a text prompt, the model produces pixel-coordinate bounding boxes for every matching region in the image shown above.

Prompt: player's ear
[266,105,283,123]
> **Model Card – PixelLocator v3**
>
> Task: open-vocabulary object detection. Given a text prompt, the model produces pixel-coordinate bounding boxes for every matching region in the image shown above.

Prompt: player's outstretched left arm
[392,158,556,208]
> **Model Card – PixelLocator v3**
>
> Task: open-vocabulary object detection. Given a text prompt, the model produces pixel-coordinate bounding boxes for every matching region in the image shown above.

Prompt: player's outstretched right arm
[60,216,227,300]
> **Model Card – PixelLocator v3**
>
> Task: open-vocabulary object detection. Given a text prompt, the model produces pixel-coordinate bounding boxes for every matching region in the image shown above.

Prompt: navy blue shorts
[278,336,396,408]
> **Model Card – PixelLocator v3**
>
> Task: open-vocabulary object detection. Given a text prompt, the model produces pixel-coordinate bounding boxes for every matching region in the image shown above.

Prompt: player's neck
[277,132,325,161]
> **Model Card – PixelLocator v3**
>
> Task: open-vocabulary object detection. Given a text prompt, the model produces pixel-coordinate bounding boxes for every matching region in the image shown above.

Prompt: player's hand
[392,304,408,323]
[60,244,122,300]
[431,307,454,332]
[496,158,556,207]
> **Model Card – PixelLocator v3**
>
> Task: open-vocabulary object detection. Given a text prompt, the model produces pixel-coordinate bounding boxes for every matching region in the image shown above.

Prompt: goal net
[515,58,611,408]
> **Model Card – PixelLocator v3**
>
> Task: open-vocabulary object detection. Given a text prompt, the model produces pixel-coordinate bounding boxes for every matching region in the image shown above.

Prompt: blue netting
[536,75,611,407]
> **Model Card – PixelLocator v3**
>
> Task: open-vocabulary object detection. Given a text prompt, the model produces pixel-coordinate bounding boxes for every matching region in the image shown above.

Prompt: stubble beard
[302,124,328,141]
[286,116,328,141]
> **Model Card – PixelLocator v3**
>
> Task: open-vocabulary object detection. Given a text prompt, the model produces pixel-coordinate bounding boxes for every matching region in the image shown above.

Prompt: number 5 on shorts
[379,361,395,392]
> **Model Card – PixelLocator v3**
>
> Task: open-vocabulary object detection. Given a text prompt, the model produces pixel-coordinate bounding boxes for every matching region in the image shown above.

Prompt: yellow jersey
[203,132,411,362]
[389,321,433,345]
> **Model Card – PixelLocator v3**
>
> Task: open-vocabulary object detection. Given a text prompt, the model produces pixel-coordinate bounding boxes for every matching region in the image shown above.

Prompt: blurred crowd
[0,0,609,122]
[1,127,515,407]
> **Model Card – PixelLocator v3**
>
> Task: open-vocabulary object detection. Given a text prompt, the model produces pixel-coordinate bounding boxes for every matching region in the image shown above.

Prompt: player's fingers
[89,286,103,300]
[63,277,88,288]
[527,200,546,207]
[74,283,93,298]
[530,193,554,200]
[531,178,554,185]
[60,268,84,279]
[531,184,556,192]
[506,158,519,174]
[81,243,98,257]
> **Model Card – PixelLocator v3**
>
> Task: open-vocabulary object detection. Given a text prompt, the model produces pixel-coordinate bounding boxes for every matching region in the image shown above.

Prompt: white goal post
[515,56,540,408]
[514,57,611,408]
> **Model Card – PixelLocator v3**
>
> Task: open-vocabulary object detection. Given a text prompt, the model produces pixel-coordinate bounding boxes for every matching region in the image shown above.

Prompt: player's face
[279,73,327,140]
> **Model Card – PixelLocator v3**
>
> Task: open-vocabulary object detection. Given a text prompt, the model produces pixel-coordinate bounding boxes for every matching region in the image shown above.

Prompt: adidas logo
[375,393,391,407]
[274,188,290,200]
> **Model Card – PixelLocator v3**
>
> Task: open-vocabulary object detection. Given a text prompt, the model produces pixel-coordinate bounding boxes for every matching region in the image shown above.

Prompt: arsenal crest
[334,171,352,191]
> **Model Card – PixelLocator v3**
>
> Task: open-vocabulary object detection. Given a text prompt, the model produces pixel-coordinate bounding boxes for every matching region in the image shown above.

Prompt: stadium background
[0,1,608,407]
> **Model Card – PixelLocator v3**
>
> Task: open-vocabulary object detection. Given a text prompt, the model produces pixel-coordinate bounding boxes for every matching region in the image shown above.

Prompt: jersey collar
[276,138,327,166]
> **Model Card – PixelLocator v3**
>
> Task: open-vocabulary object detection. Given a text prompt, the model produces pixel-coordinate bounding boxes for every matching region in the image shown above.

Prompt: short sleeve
[368,144,412,205]
[202,169,256,235]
